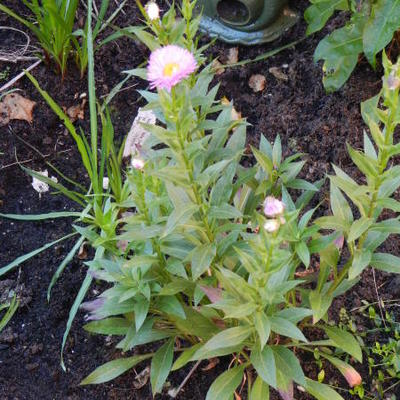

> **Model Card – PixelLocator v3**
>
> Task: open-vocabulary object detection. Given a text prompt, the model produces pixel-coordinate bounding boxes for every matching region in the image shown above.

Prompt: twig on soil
[0,59,42,93]
[0,26,39,63]
[0,149,71,170]
[168,360,201,398]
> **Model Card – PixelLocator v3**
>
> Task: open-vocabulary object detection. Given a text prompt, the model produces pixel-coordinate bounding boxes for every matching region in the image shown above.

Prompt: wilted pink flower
[264,219,280,233]
[147,45,197,91]
[263,196,285,217]
[131,158,145,170]
[342,365,362,387]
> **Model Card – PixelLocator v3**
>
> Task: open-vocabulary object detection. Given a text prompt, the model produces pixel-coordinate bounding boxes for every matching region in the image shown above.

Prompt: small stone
[248,74,266,92]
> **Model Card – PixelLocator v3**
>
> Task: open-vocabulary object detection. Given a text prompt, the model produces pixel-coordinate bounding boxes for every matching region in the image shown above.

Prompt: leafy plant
[0,0,129,368]
[344,303,400,399]
[305,0,400,91]
[0,0,79,78]
[78,2,370,399]
[0,0,122,78]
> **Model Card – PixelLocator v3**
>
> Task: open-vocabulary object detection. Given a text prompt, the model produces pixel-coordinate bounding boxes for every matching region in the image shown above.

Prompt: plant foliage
[305,0,400,91]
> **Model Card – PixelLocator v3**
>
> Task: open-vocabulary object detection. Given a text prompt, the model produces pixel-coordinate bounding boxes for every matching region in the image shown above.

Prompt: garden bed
[0,1,399,399]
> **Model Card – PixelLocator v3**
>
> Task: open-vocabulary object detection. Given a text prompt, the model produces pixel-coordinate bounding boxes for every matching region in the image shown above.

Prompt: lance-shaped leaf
[205,365,245,400]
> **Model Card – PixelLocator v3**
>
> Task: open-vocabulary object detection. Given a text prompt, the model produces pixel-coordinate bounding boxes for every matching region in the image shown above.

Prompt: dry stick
[169,360,202,398]
[0,26,35,62]
[0,149,71,170]
[372,267,387,329]
[0,58,42,93]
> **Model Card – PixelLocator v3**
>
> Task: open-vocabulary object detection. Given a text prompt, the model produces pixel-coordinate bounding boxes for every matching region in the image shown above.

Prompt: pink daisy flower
[147,45,197,91]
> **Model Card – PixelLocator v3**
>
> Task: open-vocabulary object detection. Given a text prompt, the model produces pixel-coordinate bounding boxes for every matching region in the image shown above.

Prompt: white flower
[131,158,145,170]
[263,219,280,233]
[31,170,57,197]
[145,1,160,20]
[102,177,109,190]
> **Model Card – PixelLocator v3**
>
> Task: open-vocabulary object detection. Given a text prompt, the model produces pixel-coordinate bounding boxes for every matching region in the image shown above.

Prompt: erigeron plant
[79,2,399,398]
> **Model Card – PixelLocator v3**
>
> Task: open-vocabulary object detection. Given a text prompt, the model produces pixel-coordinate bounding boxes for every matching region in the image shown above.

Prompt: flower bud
[131,158,145,170]
[145,1,160,20]
[342,365,362,387]
[263,196,285,217]
[264,219,280,233]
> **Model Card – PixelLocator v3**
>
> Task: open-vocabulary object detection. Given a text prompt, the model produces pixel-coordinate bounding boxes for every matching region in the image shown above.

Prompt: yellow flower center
[163,62,180,77]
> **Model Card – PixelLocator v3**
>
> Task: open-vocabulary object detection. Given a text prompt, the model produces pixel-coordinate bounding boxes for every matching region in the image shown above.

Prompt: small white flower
[145,1,160,20]
[387,73,400,90]
[102,177,109,190]
[131,158,145,170]
[31,170,58,197]
[263,219,280,233]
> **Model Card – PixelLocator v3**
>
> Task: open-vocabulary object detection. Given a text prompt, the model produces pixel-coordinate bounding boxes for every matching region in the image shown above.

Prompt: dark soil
[0,1,399,399]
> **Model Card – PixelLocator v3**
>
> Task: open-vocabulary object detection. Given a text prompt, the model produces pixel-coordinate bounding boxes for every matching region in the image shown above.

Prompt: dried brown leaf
[201,357,219,371]
[269,67,288,81]
[0,93,36,126]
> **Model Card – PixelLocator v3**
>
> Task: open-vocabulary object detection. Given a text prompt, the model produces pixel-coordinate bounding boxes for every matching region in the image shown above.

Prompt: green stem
[328,103,395,296]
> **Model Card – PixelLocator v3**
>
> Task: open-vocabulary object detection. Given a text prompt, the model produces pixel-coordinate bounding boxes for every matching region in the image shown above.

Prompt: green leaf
[314,15,365,91]
[0,211,83,221]
[150,338,175,395]
[324,326,362,362]
[347,217,373,242]
[295,241,310,267]
[370,252,400,273]
[81,354,152,385]
[134,297,149,331]
[191,243,216,280]
[194,326,252,360]
[363,0,400,68]
[347,144,377,179]
[205,365,245,400]
[254,311,271,350]
[47,235,84,301]
[349,249,372,280]
[270,317,308,342]
[330,181,353,223]
[84,318,130,335]
[118,224,163,241]
[171,343,202,371]
[250,376,270,400]
[305,378,345,400]
[251,345,277,388]
[309,290,333,324]
[252,146,273,175]
[273,346,305,386]
[157,295,186,319]
[209,204,242,219]
[304,0,348,35]
[162,203,198,238]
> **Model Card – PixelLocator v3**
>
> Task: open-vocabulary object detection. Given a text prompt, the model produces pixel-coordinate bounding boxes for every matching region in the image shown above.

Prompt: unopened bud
[145,2,159,20]
[131,158,145,170]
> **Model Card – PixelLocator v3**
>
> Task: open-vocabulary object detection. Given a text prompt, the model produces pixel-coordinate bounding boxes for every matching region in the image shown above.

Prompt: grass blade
[60,245,104,370]
[0,232,77,277]
[47,235,85,301]
[0,211,84,221]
